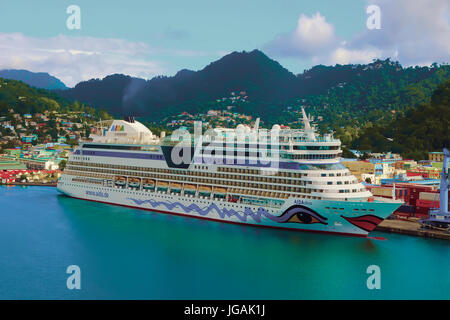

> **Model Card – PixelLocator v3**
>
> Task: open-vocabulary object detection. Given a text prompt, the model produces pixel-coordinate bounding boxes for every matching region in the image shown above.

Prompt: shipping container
[419,191,439,201]
[416,199,439,209]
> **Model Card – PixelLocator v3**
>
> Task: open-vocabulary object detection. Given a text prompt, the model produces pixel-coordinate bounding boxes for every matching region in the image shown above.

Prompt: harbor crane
[420,148,450,231]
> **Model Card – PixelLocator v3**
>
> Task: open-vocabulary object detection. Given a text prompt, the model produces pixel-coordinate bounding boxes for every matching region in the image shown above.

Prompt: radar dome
[272,124,281,131]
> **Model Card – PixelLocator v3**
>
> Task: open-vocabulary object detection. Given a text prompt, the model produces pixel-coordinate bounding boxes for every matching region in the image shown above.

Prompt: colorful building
[428,151,444,162]
[406,167,441,179]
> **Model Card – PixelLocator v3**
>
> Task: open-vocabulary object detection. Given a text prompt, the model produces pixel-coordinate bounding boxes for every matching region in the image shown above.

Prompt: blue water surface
[0,186,448,299]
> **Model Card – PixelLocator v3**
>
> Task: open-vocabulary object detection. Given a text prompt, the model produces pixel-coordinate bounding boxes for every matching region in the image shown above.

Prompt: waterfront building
[406,167,441,179]
[428,151,444,162]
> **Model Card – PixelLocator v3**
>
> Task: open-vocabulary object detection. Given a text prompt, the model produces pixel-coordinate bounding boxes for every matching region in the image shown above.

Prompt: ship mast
[301,107,316,141]
[253,118,260,132]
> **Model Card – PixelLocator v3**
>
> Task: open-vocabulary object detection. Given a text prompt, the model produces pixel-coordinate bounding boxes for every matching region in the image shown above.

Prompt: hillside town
[163,91,253,129]
[0,109,95,185]
[165,108,253,129]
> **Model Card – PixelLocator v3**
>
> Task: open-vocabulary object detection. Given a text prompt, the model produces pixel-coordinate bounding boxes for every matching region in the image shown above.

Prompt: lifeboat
[213,187,227,199]
[214,187,227,194]
[142,179,155,190]
[170,182,182,193]
[156,181,169,192]
[184,184,197,195]
[198,185,212,197]
[114,176,126,187]
[128,177,141,188]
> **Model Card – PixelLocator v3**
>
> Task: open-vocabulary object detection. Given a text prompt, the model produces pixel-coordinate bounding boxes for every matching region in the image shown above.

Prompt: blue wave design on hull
[126,197,282,223]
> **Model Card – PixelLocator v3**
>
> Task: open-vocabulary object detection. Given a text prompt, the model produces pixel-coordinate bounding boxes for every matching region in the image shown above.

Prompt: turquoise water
[0,185,448,299]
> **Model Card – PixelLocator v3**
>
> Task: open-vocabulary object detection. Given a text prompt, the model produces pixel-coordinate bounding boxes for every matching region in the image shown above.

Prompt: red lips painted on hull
[341,215,384,232]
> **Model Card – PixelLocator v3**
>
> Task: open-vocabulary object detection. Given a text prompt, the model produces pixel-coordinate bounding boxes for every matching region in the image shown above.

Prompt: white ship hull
[57,174,400,237]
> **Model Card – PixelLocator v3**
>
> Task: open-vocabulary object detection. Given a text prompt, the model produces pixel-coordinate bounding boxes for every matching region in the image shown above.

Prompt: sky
[0,0,448,87]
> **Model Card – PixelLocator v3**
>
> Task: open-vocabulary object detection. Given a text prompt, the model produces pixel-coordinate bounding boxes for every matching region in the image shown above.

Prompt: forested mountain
[0,77,109,119]
[57,74,147,115]
[303,60,449,129]
[349,80,450,160]
[59,50,298,117]
[0,69,67,90]
[57,50,449,129]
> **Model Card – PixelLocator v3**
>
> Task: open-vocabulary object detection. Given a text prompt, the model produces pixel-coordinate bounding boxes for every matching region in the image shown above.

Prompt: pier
[376,219,450,240]
[0,182,57,187]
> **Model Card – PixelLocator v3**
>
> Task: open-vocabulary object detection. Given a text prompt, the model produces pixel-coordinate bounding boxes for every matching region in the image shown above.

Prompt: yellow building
[428,152,444,162]
[342,161,375,182]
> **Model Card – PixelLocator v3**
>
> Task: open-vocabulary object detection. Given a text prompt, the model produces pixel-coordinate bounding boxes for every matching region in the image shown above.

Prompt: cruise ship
[57,110,401,237]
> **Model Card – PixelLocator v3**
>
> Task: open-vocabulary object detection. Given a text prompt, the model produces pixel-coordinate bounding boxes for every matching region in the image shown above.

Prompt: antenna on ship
[253,118,260,132]
[124,116,135,123]
[301,107,316,141]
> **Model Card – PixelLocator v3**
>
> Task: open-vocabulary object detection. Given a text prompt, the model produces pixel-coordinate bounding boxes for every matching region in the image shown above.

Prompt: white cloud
[349,0,450,66]
[0,32,229,87]
[265,0,450,67]
[329,47,382,65]
[264,12,336,57]
[0,33,165,87]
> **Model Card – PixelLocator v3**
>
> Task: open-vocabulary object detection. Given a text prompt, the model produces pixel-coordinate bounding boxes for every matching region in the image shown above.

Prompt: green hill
[0,77,109,118]
[56,50,449,131]
[349,79,450,160]
[302,60,449,130]
[0,69,68,90]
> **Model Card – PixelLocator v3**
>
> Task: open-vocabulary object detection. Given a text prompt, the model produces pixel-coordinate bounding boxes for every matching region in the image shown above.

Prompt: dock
[376,219,450,240]
[0,182,57,187]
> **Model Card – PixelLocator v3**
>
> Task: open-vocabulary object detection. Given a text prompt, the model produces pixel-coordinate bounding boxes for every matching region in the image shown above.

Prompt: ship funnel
[124,116,135,123]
